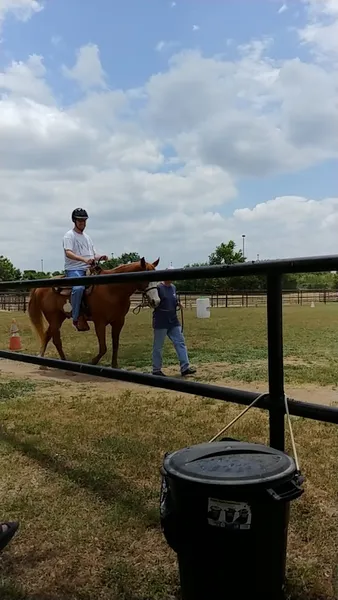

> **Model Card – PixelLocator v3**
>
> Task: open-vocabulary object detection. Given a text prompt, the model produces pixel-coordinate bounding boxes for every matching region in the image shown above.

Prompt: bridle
[89,261,172,321]
[133,284,159,315]
[132,282,184,332]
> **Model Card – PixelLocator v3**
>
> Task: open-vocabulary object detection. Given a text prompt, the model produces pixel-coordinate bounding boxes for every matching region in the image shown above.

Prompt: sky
[0,0,337,273]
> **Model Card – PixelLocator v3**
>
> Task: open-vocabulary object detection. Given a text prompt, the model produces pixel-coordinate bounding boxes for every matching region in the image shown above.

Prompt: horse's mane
[101,261,143,275]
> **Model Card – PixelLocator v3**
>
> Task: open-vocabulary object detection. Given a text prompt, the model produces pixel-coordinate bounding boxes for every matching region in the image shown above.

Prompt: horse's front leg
[91,320,107,365]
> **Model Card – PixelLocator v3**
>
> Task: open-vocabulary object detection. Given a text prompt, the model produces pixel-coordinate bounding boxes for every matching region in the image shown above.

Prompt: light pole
[41,259,44,273]
[242,234,246,259]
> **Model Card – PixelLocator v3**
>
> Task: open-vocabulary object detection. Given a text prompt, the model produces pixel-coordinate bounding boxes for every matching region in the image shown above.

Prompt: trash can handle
[266,472,304,502]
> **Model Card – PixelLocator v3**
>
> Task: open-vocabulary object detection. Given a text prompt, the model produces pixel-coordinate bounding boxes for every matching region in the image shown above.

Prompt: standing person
[152,266,196,377]
[63,208,108,331]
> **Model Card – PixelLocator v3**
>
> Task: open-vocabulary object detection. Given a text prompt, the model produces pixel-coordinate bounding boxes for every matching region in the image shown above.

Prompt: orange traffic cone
[9,318,22,351]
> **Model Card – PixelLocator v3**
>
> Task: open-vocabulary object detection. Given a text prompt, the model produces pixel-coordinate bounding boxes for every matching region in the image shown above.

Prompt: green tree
[0,256,21,281]
[295,272,335,289]
[103,252,141,269]
[119,252,141,264]
[208,240,245,266]
[22,270,51,280]
[175,262,213,293]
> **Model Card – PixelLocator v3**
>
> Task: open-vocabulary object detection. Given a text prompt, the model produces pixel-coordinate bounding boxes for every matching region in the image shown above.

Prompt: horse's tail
[28,288,45,344]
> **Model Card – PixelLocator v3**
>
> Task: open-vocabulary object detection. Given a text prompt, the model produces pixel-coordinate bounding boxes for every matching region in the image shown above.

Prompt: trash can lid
[163,441,297,488]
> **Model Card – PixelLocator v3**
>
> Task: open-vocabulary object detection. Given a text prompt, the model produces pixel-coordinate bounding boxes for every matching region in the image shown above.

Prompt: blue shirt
[152,283,180,329]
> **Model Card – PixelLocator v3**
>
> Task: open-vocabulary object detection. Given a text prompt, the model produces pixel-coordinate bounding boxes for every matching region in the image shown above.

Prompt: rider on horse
[63,208,108,331]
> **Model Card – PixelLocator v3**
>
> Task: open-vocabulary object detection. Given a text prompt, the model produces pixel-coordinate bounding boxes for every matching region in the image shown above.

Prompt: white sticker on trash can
[207,498,252,530]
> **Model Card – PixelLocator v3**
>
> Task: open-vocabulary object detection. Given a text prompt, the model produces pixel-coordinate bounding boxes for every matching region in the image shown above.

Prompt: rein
[132,286,159,315]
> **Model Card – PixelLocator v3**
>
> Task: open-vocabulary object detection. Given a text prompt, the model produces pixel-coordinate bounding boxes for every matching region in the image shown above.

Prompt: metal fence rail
[0,255,337,452]
[1,289,337,312]
[0,350,336,424]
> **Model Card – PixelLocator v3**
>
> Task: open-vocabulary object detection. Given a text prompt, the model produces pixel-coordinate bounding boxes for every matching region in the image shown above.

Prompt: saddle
[52,264,102,297]
[52,264,103,328]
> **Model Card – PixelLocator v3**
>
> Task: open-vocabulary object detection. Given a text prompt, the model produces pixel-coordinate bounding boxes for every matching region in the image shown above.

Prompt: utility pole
[242,234,246,259]
[41,259,44,272]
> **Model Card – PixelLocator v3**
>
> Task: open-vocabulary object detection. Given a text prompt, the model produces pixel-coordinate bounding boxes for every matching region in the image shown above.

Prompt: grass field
[0,305,337,599]
[2,304,338,385]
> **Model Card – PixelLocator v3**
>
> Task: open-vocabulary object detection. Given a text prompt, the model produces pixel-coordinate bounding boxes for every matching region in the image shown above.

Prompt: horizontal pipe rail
[0,351,337,424]
[1,254,338,290]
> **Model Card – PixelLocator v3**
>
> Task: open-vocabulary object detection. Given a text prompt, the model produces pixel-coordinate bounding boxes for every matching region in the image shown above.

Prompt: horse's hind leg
[50,315,67,361]
[39,326,52,357]
[38,326,52,370]
[91,321,107,365]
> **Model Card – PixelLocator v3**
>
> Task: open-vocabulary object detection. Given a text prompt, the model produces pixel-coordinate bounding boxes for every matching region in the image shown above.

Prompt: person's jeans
[65,269,87,321]
[152,326,190,373]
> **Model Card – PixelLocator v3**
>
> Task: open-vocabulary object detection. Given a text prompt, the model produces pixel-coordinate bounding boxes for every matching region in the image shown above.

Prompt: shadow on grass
[1,554,181,600]
[0,427,158,528]
[286,587,335,600]
[0,580,28,600]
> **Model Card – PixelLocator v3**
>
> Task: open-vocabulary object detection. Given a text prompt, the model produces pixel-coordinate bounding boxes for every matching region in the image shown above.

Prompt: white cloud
[299,0,338,60]
[143,47,338,177]
[192,25,200,31]
[62,43,107,90]
[0,3,337,272]
[155,40,180,53]
[0,0,42,30]
[278,3,288,14]
[0,54,54,104]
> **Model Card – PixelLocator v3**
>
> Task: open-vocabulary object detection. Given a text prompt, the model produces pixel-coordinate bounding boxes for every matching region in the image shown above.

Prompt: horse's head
[138,257,161,308]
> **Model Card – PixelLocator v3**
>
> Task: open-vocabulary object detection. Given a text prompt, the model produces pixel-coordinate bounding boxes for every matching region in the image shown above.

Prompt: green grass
[0,379,336,599]
[2,304,338,385]
[0,379,36,401]
[0,306,337,598]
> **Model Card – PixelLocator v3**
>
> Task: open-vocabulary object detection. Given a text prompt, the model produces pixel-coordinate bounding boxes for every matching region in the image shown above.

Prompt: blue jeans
[152,326,190,374]
[65,269,87,321]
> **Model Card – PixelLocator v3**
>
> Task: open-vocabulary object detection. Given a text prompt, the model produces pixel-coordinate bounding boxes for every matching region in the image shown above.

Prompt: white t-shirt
[63,229,97,271]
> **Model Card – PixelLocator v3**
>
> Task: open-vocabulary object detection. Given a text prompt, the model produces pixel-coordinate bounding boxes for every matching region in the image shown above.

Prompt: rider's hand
[100,255,108,261]
[85,258,95,266]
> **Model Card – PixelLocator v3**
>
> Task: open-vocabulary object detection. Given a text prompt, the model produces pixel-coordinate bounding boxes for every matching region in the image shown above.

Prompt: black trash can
[160,440,304,600]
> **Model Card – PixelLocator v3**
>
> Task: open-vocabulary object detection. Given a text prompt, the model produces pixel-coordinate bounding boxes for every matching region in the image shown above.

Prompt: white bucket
[196,297,211,318]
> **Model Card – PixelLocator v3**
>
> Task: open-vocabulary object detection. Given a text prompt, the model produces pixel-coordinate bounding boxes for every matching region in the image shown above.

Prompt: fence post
[267,273,285,451]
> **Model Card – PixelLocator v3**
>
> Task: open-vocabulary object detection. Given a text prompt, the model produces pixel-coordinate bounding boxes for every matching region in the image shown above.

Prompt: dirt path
[1,358,337,406]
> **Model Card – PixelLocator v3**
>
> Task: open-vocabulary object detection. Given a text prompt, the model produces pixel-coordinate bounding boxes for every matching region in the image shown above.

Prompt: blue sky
[0,0,337,270]
[1,0,315,83]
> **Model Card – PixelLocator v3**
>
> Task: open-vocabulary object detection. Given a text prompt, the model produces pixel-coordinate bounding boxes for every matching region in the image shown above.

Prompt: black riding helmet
[72,208,88,222]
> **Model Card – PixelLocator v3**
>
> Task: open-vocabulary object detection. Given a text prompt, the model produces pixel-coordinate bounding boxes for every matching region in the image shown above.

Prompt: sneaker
[152,370,166,377]
[181,367,197,376]
[0,521,19,552]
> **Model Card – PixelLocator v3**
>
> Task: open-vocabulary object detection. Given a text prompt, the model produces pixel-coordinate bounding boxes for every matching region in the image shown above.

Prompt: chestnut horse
[28,257,160,368]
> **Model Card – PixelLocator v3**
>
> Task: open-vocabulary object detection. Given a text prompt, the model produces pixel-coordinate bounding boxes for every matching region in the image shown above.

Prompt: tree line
[0,242,337,292]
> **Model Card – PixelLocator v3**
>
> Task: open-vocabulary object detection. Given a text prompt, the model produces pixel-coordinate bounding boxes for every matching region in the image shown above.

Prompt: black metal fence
[0,292,28,312]
[1,288,337,312]
[0,255,337,453]
[178,288,338,308]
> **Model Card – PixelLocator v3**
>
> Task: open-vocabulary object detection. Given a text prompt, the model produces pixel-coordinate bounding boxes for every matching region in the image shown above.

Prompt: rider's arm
[64,249,92,264]
[63,234,91,264]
